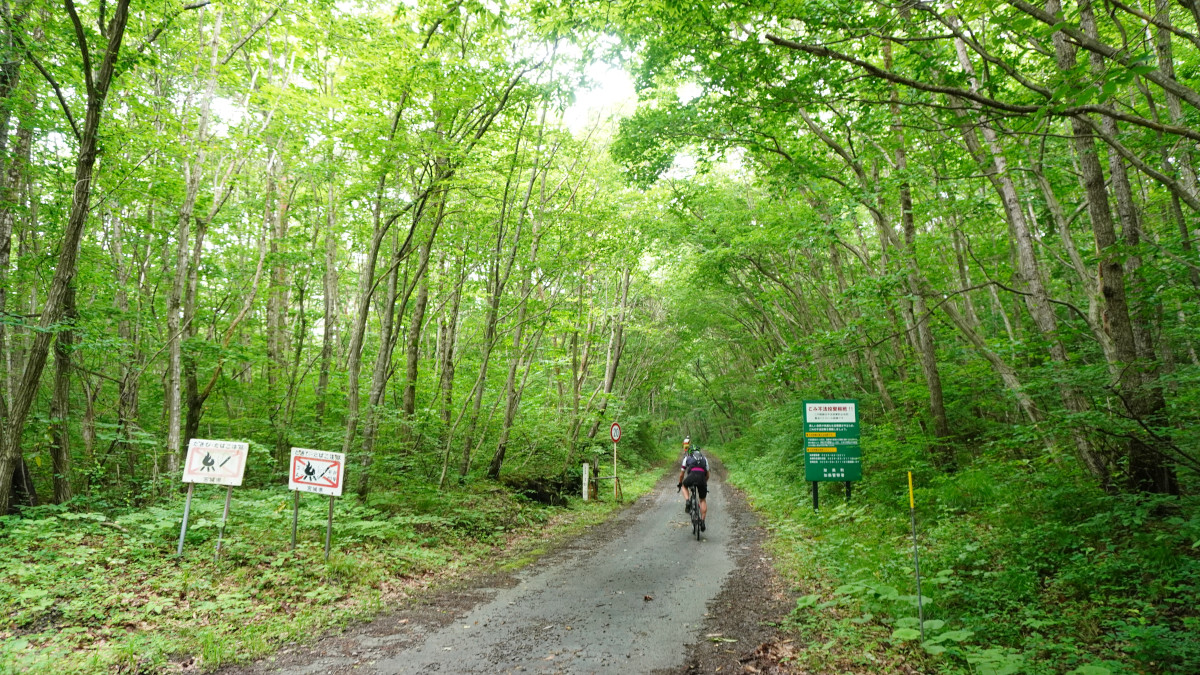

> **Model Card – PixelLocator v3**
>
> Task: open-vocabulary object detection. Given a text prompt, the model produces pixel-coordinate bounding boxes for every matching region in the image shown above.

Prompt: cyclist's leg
[698,481,708,521]
[681,484,691,511]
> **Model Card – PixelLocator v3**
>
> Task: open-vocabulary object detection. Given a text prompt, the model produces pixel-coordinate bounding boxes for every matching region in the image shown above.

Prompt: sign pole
[845,481,852,502]
[908,471,926,642]
[214,485,233,562]
[177,482,195,557]
[812,481,819,511]
[609,422,622,502]
[581,462,589,502]
[324,496,335,562]
[612,440,618,501]
[290,489,300,551]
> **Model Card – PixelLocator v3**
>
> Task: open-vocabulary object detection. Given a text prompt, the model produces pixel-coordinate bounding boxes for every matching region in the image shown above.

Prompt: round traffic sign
[610,422,621,443]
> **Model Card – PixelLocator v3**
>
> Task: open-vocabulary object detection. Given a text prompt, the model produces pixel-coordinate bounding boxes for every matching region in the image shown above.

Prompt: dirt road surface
[222,464,793,674]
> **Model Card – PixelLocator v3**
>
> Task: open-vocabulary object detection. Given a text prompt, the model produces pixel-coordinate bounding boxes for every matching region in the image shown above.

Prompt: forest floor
[216,462,797,674]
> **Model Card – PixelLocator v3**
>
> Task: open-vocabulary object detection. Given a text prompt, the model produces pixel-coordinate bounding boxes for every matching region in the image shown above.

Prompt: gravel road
[222,464,793,674]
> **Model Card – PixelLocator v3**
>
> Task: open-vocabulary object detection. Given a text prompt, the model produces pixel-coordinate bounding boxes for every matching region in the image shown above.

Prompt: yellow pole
[908,471,925,641]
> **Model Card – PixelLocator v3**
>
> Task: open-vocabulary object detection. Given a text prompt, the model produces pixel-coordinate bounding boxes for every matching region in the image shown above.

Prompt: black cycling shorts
[683,472,708,499]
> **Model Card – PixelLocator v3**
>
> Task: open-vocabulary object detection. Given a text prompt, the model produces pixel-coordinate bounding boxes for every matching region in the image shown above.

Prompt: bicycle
[681,485,702,540]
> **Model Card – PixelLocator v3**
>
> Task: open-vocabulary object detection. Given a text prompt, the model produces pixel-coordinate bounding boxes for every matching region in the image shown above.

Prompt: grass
[0,463,666,673]
[717,434,1200,675]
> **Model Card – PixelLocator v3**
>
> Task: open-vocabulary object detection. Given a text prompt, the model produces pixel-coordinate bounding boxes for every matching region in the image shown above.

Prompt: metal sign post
[177,483,195,557]
[177,439,249,557]
[290,489,300,551]
[610,423,621,502]
[288,447,345,561]
[214,485,233,562]
[581,462,590,502]
[325,496,336,562]
[908,471,926,642]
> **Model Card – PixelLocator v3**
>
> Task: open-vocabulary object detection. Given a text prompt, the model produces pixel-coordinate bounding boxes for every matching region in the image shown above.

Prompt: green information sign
[803,400,862,482]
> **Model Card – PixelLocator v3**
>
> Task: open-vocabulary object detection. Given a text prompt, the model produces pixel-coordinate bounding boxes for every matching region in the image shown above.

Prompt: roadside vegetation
[0,458,667,673]
[722,431,1200,675]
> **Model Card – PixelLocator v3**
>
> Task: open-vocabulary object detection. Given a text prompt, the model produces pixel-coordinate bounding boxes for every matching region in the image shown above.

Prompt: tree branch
[131,1,212,56]
[221,6,279,65]
[64,0,94,96]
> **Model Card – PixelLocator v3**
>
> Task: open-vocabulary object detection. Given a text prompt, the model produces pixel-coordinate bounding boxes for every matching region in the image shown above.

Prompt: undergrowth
[720,407,1200,675]
[0,464,665,673]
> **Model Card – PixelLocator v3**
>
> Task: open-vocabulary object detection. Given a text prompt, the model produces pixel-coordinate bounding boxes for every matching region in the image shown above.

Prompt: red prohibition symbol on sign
[292,456,342,489]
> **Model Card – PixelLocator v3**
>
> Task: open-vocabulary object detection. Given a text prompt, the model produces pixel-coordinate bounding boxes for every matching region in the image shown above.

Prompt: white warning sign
[289,448,345,496]
[182,439,248,486]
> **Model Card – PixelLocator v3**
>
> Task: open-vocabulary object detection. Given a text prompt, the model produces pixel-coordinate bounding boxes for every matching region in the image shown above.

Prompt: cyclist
[677,443,709,531]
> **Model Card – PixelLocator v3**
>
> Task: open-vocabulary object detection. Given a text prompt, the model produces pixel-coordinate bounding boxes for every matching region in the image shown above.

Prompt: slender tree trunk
[356,230,403,497]
[1048,0,1176,493]
[182,213,210,453]
[585,269,632,441]
[403,202,442,422]
[459,117,533,477]
[436,253,465,489]
[885,42,953,467]
[1154,0,1200,292]
[487,225,543,479]
[166,10,222,475]
[315,177,338,425]
[952,35,1107,481]
[48,283,75,503]
[110,211,142,481]
[0,89,32,427]
[0,0,133,513]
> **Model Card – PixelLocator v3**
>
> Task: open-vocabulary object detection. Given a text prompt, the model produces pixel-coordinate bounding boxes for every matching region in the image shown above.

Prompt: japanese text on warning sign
[803,400,862,483]
[182,439,248,486]
[289,448,345,496]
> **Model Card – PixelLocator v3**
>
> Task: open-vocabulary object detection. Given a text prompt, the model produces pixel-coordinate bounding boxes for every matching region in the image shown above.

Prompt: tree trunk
[166,10,222,475]
[952,35,1108,482]
[487,223,543,479]
[885,42,953,467]
[355,229,404,497]
[403,203,442,422]
[315,177,338,425]
[0,0,133,513]
[585,269,632,441]
[436,252,465,489]
[459,121,532,477]
[1048,0,1176,493]
[48,283,75,503]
